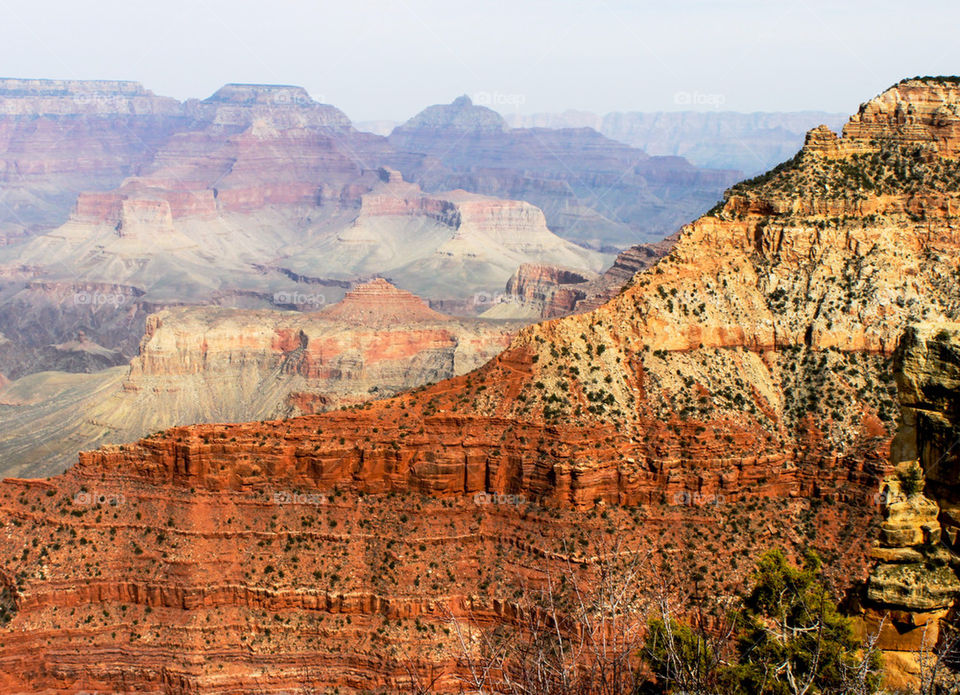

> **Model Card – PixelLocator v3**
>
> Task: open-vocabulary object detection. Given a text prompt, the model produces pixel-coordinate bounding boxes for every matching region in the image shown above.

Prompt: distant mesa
[0,77,153,97]
[195,82,352,128]
[204,83,317,106]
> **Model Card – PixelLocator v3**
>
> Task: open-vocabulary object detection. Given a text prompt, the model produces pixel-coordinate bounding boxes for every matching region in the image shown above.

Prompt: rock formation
[388,96,740,248]
[0,79,191,244]
[0,78,958,691]
[0,279,520,477]
[864,322,960,687]
[283,170,608,299]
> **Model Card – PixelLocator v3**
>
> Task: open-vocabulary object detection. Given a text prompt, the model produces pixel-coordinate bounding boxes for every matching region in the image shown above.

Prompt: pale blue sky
[0,0,955,121]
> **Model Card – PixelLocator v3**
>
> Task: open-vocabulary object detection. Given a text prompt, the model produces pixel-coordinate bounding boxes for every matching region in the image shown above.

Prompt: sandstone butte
[1,78,960,692]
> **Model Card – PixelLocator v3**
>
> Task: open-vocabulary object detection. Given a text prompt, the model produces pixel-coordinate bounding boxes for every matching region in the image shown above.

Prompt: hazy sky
[0,0,956,122]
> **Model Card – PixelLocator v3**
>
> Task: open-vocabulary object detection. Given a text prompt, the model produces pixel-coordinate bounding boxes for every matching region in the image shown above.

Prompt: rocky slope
[506,109,849,174]
[0,78,957,691]
[0,279,520,477]
[388,96,740,249]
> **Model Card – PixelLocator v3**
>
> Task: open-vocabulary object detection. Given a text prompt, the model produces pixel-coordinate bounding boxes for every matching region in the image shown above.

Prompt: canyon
[0,78,957,691]
[0,79,190,245]
[0,78,751,386]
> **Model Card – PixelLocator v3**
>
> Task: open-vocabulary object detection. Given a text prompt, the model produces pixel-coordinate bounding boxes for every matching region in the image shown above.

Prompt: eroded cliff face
[864,322,960,687]
[305,172,607,299]
[0,79,958,692]
[126,279,517,412]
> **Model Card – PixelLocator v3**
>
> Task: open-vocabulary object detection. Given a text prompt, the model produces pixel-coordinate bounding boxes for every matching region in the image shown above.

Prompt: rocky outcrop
[844,78,960,157]
[2,79,960,692]
[282,172,607,300]
[864,322,960,688]
[388,96,740,248]
[501,263,596,317]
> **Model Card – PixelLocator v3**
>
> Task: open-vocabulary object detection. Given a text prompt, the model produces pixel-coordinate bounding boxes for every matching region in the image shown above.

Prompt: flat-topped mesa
[320,278,448,324]
[0,78,183,116]
[441,193,557,246]
[358,179,554,236]
[0,78,151,96]
[195,83,351,128]
[72,187,217,225]
[356,172,460,223]
[204,83,315,106]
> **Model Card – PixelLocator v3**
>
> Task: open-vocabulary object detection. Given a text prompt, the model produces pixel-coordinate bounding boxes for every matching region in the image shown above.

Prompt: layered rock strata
[0,79,959,691]
[0,280,520,477]
[491,231,680,319]
[0,79,192,243]
[865,322,960,686]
